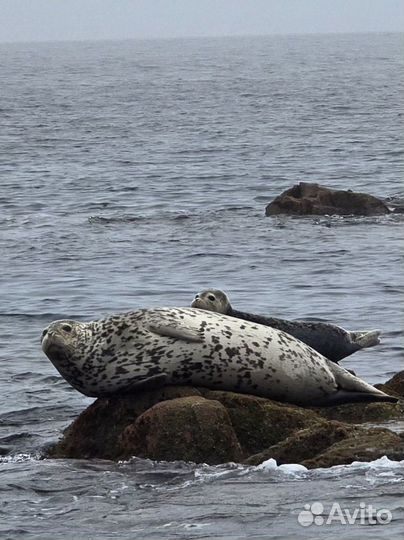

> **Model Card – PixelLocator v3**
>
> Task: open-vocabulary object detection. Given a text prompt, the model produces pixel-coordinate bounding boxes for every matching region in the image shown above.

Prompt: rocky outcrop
[47,372,404,468]
[265,182,391,216]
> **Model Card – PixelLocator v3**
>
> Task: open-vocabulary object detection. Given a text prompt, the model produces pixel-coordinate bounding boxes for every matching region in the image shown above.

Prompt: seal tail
[349,329,381,349]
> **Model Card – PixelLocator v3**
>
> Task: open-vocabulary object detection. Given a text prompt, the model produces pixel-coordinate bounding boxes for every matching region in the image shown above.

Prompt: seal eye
[62,324,72,333]
[42,329,48,338]
[194,294,199,299]
[208,294,216,302]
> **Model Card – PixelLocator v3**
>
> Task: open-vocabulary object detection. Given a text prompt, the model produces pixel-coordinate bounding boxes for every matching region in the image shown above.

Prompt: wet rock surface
[48,372,404,468]
[265,182,391,216]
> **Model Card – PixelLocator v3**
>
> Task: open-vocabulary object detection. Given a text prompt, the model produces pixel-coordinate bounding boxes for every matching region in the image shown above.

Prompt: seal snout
[191,294,201,308]
[41,326,53,346]
[40,321,75,352]
[192,292,217,309]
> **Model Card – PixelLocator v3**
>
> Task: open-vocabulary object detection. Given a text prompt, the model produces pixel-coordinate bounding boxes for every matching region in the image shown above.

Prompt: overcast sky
[1,0,403,43]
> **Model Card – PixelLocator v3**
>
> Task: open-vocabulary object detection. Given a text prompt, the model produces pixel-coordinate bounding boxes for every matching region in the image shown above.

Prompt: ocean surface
[0,32,403,539]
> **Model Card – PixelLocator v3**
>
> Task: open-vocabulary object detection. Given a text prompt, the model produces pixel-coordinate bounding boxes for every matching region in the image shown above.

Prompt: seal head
[192,289,232,314]
[41,319,93,393]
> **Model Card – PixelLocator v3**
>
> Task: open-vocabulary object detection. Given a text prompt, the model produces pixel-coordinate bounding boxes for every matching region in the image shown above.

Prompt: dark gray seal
[191,289,380,363]
[41,307,396,406]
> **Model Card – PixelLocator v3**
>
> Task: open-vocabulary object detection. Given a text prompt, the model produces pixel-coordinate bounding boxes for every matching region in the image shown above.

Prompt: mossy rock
[119,396,243,464]
[47,386,201,460]
[245,420,359,466]
[313,400,404,424]
[302,428,404,468]
[200,389,323,455]
[47,372,404,467]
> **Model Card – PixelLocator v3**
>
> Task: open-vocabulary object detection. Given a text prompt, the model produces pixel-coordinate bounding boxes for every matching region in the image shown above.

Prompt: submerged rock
[265,182,390,216]
[47,373,404,468]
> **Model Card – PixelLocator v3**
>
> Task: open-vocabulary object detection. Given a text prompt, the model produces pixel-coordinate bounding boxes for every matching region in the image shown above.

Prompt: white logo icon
[298,502,324,527]
[298,501,392,526]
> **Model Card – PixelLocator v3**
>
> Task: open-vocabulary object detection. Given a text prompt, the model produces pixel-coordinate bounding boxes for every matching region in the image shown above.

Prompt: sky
[0,0,403,43]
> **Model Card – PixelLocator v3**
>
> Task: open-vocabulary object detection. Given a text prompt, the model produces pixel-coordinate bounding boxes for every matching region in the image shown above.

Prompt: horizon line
[0,29,402,47]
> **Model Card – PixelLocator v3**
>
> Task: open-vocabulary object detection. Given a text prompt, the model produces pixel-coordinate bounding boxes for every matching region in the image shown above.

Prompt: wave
[87,206,256,226]
[0,313,88,321]
[108,454,404,491]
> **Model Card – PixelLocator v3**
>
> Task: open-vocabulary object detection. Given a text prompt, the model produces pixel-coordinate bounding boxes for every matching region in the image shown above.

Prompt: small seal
[191,289,380,362]
[41,307,395,406]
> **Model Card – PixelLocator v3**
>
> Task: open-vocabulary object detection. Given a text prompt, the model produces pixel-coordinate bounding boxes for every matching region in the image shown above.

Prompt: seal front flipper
[120,373,169,393]
[148,323,203,343]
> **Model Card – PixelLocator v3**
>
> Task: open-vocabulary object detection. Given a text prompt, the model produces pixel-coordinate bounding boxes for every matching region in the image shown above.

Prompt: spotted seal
[191,289,380,363]
[41,307,396,406]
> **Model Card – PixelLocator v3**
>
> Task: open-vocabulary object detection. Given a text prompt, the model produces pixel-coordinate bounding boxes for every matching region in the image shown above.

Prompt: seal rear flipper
[148,323,203,343]
[350,329,381,349]
[323,360,398,405]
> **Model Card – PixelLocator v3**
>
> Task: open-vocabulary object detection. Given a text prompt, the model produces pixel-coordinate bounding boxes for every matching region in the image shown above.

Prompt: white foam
[256,458,308,474]
[323,455,404,474]
[254,455,404,478]
[0,453,37,463]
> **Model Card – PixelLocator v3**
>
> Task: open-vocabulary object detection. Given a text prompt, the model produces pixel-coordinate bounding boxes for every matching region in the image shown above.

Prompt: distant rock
[47,372,404,468]
[265,182,391,216]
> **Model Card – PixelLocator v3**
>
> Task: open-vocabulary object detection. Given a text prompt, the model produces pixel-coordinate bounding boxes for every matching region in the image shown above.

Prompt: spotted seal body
[41,307,395,406]
[191,289,380,363]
